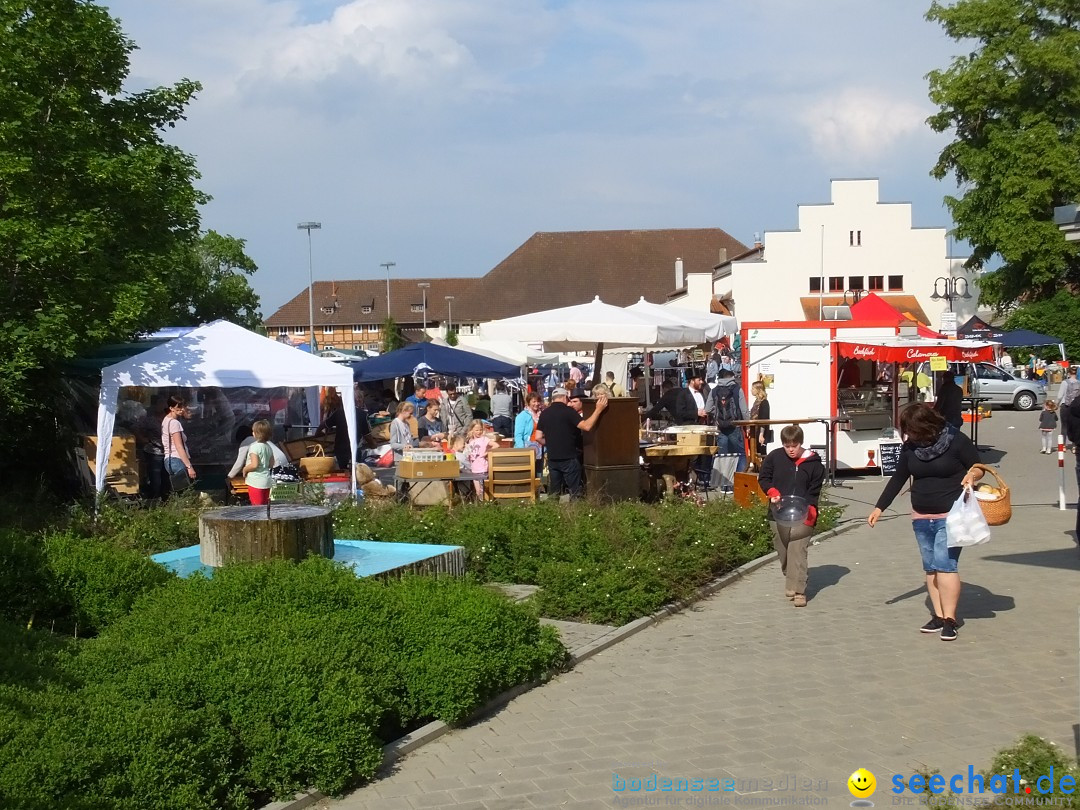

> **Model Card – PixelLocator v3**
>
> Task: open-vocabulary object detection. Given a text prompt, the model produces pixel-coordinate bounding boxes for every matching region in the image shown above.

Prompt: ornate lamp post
[930,276,972,312]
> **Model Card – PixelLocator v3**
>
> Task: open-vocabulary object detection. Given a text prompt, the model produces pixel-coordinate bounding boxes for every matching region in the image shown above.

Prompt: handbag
[946,486,991,547]
[166,419,192,492]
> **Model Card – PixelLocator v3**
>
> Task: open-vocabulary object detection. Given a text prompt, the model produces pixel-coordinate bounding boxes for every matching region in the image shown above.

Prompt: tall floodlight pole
[380,261,396,319]
[297,222,322,352]
[418,282,430,334]
[445,295,455,334]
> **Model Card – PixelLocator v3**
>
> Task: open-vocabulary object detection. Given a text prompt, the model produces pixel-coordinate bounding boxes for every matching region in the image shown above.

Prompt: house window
[367,343,380,351]
[809,277,822,293]
[828,276,844,292]
[868,276,884,291]
[323,325,334,334]
[888,275,903,291]
[460,324,477,336]
[324,345,334,351]
[277,327,288,336]
[849,230,862,247]
[410,304,424,313]
[352,344,363,351]
[353,324,363,333]
[367,324,379,334]
[361,305,373,314]
[848,276,864,291]
[293,326,305,335]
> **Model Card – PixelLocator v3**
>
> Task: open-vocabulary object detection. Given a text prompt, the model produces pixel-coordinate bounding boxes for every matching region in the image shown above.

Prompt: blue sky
[103,0,966,313]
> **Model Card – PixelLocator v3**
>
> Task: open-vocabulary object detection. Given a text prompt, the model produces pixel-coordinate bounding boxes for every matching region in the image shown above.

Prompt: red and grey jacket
[757,448,825,525]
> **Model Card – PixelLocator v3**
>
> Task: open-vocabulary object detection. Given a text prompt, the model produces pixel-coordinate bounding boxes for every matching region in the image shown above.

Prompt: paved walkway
[327,409,1080,809]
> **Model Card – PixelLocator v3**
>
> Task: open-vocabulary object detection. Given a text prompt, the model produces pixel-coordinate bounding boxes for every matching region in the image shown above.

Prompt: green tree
[381,316,405,353]
[0,0,206,422]
[926,0,1080,309]
[445,328,458,347]
[162,231,261,330]
[1003,290,1079,360]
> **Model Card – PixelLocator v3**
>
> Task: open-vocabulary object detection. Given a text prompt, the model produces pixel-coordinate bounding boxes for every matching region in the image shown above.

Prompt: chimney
[718,248,727,265]
[754,232,763,249]
[675,258,684,289]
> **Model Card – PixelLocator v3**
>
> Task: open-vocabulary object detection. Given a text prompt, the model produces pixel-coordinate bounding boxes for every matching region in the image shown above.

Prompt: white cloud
[800,88,930,161]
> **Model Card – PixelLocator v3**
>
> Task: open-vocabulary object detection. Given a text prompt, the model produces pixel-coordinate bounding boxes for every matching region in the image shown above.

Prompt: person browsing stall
[390,401,417,462]
[241,420,276,505]
[161,395,196,494]
[536,387,608,499]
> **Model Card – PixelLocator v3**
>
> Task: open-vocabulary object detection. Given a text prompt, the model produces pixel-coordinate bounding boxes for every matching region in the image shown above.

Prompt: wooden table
[642,444,718,499]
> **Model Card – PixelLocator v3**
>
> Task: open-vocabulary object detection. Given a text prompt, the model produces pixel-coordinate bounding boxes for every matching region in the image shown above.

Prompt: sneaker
[940,618,958,641]
[920,615,944,634]
[792,594,807,607]
[784,589,796,599]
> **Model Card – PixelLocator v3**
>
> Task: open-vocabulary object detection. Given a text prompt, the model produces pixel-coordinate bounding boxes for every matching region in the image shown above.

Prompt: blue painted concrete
[151,540,463,579]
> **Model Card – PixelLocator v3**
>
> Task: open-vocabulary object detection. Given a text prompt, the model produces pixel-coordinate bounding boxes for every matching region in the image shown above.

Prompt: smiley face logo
[848,768,876,799]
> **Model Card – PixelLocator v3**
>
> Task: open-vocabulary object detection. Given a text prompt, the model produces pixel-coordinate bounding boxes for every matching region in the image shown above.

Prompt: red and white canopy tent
[836,337,996,365]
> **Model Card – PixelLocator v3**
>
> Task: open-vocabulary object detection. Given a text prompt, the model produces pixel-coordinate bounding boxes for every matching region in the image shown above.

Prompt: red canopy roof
[850,293,942,338]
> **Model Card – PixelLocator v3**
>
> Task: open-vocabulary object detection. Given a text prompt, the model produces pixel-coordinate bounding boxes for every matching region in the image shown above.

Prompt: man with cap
[536,387,608,499]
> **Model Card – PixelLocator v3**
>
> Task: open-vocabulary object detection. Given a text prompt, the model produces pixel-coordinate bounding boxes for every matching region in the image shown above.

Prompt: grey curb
[264,519,862,810]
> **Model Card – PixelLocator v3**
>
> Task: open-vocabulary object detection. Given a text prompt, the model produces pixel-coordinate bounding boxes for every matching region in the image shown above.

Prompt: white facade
[728,179,977,330]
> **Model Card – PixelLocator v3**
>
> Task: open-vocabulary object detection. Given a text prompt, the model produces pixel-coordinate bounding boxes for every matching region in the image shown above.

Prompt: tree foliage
[0,0,262,478]
[1003,289,1080,360]
[926,0,1080,308]
[380,316,405,353]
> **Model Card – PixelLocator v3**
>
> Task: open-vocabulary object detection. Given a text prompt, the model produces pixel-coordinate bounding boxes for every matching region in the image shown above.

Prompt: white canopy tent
[480,296,708,351]
[625,298,737,343]
[95,320,357,496]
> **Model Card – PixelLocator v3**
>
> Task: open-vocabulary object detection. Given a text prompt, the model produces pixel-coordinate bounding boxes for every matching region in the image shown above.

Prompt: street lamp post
[445,295,455,335]
[417,282,430,334]
[380,261,396,319]
[930,276,972,312]
[297,222,322,352]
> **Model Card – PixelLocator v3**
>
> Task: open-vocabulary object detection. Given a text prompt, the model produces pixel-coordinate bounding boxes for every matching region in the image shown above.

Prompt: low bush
[0,559,565,809]
[0,529,174,635]
[65,494,202,554]
[334,499,779,624]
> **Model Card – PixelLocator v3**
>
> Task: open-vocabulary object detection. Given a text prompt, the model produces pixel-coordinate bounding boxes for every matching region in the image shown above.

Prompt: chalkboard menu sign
[878,442,903,476]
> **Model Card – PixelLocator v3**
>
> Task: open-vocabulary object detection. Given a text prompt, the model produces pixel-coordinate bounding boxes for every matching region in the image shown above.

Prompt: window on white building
[828,276,844,292]
[809,277,822,293]
[848,276,864,291]
[868,276,884,291]
[849,230,862,247]
[888,275,903,291]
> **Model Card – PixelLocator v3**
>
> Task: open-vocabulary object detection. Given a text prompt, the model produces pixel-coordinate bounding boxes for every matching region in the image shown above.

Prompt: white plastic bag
[946,486,991,547]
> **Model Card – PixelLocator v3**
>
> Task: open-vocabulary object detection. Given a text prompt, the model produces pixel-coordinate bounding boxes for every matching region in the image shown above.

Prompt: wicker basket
[971,463,1011,526]
[298,444,336,477]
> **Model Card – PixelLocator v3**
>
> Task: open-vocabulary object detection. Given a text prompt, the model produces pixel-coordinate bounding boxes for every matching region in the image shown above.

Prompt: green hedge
[333,499,780,624]
[0,529,175,635]
[0,559,565,809]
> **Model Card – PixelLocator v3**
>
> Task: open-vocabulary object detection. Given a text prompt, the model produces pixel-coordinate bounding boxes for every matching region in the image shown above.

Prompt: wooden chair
[83,435,140,497]
[484,448,538,502]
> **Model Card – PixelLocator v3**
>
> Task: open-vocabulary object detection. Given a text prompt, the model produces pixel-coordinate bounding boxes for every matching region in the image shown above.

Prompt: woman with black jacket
[758,424,825,608]
[868,403,981,642]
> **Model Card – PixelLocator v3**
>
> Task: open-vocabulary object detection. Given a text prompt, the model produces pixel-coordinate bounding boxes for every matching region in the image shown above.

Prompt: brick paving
[326,409,1080,809]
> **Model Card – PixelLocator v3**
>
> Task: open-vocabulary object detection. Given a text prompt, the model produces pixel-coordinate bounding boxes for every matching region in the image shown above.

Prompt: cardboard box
[676,432,712,446]
[397,459,461,479]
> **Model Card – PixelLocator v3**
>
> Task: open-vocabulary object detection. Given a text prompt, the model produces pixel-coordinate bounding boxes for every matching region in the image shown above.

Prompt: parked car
[969,362,1045,410]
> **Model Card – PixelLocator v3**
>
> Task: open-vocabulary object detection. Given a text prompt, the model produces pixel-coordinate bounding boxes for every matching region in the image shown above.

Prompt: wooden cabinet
[581,397,640,468]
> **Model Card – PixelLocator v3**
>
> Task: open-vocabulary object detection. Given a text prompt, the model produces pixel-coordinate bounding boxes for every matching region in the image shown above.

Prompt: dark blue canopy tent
[350,342,520,382]
[957,316,1064,357]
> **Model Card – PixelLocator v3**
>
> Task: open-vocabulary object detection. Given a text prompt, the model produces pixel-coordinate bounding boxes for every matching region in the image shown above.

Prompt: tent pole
[592,342,604,387]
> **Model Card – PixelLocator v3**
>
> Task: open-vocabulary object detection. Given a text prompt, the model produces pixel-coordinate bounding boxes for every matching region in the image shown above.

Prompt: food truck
[740,320,996,471]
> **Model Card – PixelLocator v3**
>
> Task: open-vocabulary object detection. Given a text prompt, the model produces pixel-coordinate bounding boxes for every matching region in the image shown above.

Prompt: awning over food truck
[835,337,996,364]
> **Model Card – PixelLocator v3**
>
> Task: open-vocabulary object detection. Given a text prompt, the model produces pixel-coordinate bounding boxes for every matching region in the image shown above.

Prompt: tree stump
[199,505,334,567]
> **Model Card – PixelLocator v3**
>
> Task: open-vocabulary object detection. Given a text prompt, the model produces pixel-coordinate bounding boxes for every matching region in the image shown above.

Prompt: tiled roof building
[263,228,747,346]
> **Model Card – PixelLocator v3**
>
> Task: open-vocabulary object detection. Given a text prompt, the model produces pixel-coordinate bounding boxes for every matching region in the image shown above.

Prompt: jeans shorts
[911,518,961,573]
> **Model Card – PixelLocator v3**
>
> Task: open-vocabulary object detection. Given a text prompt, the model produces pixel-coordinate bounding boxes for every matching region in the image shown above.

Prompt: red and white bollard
[1058,433,1067,510]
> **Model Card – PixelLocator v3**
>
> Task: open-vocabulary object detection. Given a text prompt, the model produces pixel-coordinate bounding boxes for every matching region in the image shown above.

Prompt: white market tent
[95,320,357,496]
[625,298,737,343]
[480,296,707,351]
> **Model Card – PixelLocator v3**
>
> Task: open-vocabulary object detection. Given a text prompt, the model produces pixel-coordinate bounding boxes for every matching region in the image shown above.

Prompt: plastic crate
[269,482,303,502]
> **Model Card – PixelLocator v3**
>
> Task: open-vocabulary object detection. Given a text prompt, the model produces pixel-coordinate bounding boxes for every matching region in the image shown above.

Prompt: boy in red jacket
[757,425,825,607]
